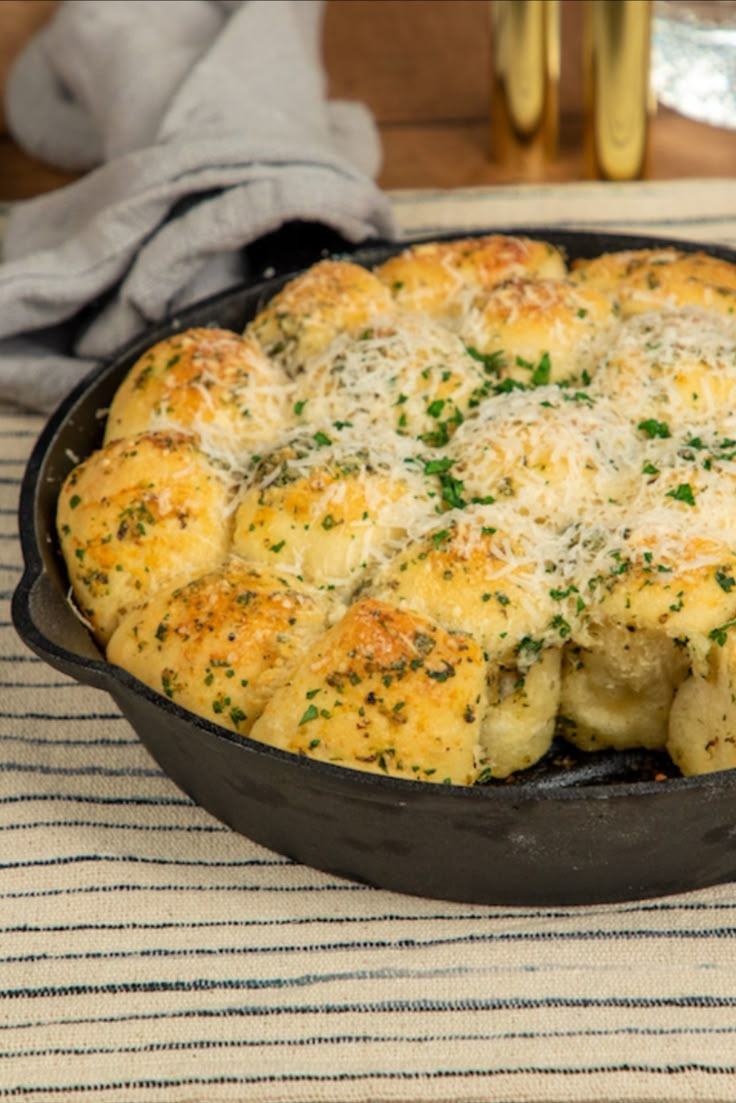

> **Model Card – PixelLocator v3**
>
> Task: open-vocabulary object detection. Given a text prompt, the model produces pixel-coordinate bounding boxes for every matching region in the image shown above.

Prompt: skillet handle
[12,567,116,692]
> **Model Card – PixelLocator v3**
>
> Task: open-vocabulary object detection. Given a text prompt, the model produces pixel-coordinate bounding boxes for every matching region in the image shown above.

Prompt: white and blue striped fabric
[2,179,736,1103]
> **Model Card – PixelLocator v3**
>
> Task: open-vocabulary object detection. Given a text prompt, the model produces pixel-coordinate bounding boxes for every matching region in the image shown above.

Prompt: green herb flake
[666,483,696,506]
[715,568,736,593]
[710,619,736,647]
[531,352,552,386]
[494,378,528,395]
[229,706,247,729]
[551,614,572,639]
[422,456,454,476]
[466,346,505,374]
[426,662,455,683]
[638,418,671,439]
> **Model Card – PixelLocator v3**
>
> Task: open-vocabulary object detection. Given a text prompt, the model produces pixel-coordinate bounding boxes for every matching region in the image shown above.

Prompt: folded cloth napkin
[0,0,396,412]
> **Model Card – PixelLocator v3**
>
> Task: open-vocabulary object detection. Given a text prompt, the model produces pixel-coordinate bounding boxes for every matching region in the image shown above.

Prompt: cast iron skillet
[13,226,736,906]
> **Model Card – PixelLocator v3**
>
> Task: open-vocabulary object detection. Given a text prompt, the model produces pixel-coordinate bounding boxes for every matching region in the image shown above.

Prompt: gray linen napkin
[1,0,396,412]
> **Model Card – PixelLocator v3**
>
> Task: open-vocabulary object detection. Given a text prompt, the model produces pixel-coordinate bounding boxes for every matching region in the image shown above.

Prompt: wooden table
[323,0,736,189]
[0,0,734,201]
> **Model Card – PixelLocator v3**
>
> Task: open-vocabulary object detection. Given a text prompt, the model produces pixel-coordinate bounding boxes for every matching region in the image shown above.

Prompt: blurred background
[0,0,734,199]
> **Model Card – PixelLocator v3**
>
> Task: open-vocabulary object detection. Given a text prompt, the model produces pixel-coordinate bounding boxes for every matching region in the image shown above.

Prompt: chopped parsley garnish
[709,620,736,647]
[531,352,552,386]
[422,456,453,476]
[638,418,671,439]
[494,377,528,395]
[715,568,736,593]
[665,483,696,506]
[466,346,505,374]
[439,473,466,509]
[514,352,551,386]
[426,662,455,682]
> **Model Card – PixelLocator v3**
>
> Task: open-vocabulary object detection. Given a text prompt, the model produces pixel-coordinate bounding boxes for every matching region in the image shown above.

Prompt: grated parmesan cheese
[58,237,736,782]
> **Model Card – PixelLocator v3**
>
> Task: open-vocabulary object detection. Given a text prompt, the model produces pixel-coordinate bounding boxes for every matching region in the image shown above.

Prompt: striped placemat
[2,179,736,1103]
[389,177,736,247]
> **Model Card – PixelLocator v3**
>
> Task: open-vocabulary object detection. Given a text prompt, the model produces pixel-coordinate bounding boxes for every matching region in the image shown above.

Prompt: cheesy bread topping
[57,235,736,784]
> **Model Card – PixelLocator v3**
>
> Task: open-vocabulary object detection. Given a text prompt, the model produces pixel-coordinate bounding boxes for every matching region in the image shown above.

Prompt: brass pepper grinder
[490,0,561,176]
[584,0,654,180]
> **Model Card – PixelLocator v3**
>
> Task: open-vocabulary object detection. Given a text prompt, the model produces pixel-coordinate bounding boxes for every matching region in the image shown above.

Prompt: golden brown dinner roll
[374,234,566,322]
[104,328,293,459]
[57,431,233,645]
[366,505,561,660]
[447,387,642,526]
[483,648,562,778]
[559,628,690,753]
[249,597,488,785]
[459,276,616,385]
[232,427,438,590]
[572,247,736,318]
[245,260,395,375]
[591,307,736,432]
[668,628,736,775]
[107,557,334,736]
[576,527,736,664]
[291,313,491,445]
[578,443,736,656]
[366,506,565,777]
